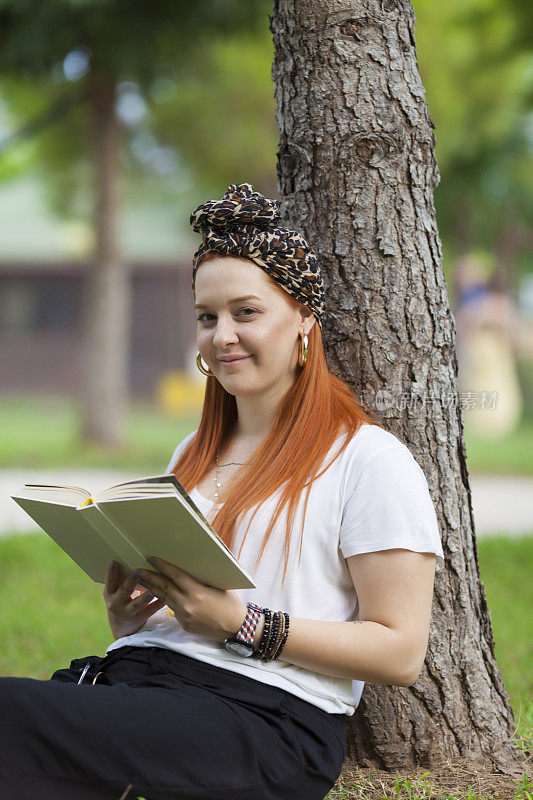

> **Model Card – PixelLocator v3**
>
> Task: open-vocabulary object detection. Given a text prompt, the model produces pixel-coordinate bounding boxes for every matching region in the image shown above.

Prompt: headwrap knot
[191,183,281,232]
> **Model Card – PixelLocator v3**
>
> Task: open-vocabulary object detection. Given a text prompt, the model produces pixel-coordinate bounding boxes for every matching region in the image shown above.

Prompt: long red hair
[172,253,381,584]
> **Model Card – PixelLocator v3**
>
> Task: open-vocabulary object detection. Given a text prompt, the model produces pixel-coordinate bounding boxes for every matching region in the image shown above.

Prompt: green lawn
[464,421,533,476]
[0,394,200,472]
[1,394,532,475]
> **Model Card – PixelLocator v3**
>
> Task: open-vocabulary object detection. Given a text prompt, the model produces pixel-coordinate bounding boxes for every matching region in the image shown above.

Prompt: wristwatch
[224,602,263,657]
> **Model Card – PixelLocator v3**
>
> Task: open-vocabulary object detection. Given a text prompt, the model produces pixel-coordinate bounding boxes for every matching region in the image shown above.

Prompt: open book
[11,474,256,590]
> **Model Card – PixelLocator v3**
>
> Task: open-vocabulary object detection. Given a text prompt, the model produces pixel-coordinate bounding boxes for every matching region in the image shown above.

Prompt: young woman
[0,184,444,800]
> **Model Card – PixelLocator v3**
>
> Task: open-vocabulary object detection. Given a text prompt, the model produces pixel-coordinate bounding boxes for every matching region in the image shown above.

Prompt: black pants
[0,645,347,800]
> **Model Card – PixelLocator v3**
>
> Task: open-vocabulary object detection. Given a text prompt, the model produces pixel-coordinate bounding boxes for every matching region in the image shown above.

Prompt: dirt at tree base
[331,755,532,799]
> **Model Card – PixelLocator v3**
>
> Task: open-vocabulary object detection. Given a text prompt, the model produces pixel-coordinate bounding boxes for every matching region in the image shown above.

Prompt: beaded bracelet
[262,611,278,661]
[256,608,272,661]
[265,611,283,661]
[273,612,290,660]
[254,608,290,662]
[267,611,285,661]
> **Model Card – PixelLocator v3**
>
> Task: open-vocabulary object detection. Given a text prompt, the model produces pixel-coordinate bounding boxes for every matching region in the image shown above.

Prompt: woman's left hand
[134,556,247,643]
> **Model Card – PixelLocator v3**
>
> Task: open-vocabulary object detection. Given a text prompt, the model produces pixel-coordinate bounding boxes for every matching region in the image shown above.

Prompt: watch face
[225,640,254,658]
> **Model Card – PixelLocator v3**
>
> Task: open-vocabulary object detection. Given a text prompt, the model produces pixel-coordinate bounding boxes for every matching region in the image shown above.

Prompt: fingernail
[110,561,116,569]
[132,571,142,581]
[147,557,157,566]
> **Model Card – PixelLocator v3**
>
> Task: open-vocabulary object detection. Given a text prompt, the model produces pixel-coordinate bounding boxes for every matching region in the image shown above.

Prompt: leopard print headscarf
[190,183,325,327]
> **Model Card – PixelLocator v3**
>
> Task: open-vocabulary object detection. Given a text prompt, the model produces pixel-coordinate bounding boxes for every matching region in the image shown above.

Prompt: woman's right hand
[103,561,166,640]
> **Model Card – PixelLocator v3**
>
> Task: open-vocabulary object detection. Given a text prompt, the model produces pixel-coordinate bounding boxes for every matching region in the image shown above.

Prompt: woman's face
[194,255,315,400]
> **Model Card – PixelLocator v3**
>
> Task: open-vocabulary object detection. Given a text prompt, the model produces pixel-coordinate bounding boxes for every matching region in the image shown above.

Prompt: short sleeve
[339,445,444,562]
[165,429,198,473]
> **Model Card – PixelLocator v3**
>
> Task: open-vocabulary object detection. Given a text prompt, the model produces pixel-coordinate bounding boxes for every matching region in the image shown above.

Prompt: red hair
[172,252,382,584]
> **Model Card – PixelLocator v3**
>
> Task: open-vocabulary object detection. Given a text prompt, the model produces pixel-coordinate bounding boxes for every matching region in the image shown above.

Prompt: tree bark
[271,0,519,772]
[81,71,131,447]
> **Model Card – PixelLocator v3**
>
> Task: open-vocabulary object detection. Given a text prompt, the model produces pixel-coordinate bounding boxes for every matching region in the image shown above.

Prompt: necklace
[214,448,246,501]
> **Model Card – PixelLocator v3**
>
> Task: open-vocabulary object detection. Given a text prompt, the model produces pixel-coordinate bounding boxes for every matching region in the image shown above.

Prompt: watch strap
[231,602,263,647]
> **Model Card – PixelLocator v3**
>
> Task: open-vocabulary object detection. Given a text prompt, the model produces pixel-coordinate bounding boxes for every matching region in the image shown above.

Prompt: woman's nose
[212,316,239,347]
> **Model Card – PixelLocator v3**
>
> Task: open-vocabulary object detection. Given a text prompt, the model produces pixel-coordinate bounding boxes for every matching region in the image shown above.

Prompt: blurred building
[0,258,196,398]
[0,174,201,399]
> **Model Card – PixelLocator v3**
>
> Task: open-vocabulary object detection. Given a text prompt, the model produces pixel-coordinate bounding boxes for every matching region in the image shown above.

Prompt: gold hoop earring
[298,333,309,366]
[196,351,214,377]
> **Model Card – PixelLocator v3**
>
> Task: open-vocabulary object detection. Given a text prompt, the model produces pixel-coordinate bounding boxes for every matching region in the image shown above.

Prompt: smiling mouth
[219,356,251,365]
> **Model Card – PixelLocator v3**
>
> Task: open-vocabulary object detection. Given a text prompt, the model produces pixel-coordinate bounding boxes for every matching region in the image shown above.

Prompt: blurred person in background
[454,253,523,437]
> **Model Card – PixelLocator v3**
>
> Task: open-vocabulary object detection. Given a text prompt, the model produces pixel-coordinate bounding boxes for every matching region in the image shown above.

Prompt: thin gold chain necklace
[213,448,246,502]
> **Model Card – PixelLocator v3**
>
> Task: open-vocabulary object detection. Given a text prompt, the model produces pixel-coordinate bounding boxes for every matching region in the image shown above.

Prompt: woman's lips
[218,356,251,365]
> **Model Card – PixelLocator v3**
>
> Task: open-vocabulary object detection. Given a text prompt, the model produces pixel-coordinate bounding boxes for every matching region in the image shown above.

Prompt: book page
[15,484,92,505]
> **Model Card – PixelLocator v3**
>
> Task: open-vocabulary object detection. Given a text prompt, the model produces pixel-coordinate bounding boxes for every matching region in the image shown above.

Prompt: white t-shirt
[106,423,444,715]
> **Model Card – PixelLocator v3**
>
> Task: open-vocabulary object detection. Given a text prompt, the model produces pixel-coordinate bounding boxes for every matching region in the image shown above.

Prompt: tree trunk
[80,71,130,447]
[270,0,519,772]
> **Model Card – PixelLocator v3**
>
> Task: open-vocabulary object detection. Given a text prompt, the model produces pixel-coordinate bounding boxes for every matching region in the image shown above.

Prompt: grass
[0,394,532,475]
[327,767,533,799]
[464,420,533,477]
[0,394,200,472]
[0,533,531,799]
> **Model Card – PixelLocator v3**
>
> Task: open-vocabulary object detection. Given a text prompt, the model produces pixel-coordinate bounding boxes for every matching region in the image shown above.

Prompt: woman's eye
[196,308,257,323]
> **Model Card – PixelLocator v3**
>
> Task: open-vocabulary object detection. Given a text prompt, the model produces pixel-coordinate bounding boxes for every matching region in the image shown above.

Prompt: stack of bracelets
[255,608,290,662]
[224,602,290,661]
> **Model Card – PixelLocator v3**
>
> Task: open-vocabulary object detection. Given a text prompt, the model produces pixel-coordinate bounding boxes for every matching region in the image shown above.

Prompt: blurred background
[0,0,531,754]
[0,0,532,464]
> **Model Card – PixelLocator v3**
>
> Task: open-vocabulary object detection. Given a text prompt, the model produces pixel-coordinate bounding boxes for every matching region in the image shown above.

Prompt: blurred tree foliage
[0,0,531,271]
[0,0,275,218]
[412,0,532,289]
[148,29,278,198]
